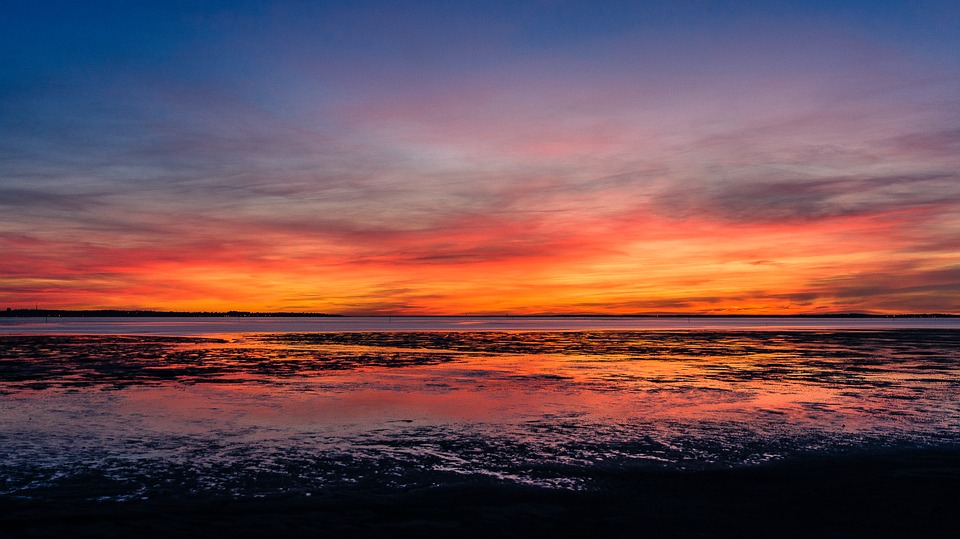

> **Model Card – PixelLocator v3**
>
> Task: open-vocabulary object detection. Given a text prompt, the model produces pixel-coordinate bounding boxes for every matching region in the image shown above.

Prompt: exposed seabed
[2,326,958,537]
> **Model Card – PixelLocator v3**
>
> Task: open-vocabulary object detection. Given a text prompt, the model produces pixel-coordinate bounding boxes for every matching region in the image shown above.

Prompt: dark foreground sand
[3,448,957,539]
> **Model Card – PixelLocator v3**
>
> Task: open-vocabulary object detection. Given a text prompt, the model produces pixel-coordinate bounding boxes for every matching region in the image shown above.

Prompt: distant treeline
[549,313,960,318]
[0,309,341,318]
[0,309,956,318]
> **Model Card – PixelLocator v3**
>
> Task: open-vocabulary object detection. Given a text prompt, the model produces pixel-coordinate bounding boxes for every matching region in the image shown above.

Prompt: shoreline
[2,311,957,319]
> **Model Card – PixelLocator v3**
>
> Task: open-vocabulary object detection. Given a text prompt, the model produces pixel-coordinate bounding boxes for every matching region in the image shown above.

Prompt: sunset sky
[2,1,959,314]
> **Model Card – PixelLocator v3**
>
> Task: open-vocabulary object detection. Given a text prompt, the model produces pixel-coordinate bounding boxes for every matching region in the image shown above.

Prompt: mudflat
[2,329,958,538]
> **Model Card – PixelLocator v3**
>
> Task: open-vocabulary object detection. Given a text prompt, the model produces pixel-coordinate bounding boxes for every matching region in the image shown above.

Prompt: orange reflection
[3,329,956,489]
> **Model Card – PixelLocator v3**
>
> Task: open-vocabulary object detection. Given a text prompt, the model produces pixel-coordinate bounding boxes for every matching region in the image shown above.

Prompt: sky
[1,0,959,315]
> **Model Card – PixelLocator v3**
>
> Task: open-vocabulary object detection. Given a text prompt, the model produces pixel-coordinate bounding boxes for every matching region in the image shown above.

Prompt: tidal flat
[1,326,958,537]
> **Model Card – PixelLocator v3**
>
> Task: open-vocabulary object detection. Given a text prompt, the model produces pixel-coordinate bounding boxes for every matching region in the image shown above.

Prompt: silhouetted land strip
[0,309,341,318]
[1,309,956,318]
[2,447,957,538]
[548,313,960,318]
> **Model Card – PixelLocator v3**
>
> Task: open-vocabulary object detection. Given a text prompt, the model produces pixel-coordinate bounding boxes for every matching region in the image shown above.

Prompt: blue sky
[2,1,959,313]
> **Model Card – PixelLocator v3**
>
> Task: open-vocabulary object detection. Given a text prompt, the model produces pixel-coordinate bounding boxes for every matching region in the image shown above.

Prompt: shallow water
[3,315,960,336]
[1,327,958,501]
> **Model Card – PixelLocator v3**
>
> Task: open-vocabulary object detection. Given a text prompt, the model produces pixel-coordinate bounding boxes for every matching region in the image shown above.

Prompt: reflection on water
[1,330,958,500]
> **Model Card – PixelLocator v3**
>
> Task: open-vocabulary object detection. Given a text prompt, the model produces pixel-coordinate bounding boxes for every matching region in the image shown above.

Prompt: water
[3,315,960,335]
[1,319,958,503]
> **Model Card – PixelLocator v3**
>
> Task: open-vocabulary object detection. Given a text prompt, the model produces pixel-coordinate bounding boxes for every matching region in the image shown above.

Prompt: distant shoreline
[0,309,342,318]
[1,310,956,319]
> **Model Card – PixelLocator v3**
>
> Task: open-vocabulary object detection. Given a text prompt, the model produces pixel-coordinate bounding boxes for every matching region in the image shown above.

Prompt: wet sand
[2,330,958,537]
[2,448,958,538]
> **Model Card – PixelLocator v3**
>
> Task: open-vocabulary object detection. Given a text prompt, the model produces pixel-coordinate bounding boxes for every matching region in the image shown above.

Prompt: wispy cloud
[2,2,959,312]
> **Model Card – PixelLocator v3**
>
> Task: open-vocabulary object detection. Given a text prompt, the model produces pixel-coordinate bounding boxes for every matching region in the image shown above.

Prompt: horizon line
[1,309,958,318]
